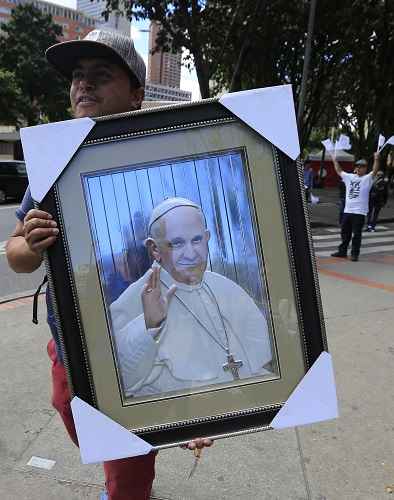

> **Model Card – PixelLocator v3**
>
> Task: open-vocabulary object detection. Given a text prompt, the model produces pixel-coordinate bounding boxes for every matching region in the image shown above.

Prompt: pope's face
[155,207,210,285]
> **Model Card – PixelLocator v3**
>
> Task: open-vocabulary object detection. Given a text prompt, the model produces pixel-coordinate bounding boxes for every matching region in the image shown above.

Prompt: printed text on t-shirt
[349,179,361,199]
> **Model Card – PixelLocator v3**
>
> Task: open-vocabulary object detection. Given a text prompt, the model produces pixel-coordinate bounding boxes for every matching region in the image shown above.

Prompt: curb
[0,288,45,305]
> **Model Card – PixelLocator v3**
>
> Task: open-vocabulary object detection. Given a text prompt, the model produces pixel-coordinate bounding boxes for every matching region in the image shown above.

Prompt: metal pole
[297,0,318,130]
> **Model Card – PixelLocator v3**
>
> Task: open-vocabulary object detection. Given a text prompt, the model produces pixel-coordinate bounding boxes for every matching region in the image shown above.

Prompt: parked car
[0,160,28,203]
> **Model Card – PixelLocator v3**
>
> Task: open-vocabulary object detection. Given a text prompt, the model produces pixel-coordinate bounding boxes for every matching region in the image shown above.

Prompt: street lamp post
[297,0,318,137]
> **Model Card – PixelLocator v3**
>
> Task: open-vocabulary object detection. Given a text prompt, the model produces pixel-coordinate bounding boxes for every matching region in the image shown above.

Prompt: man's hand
[6,209,59,273]
[23,209,59,256]
[181,438,214,451]
[141,266,176,329]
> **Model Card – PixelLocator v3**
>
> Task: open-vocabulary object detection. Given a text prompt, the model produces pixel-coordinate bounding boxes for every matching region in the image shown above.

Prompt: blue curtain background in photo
[83,150,266,309]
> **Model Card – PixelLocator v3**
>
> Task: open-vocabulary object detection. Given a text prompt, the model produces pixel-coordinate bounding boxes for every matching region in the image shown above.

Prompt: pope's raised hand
[141,266,176,329]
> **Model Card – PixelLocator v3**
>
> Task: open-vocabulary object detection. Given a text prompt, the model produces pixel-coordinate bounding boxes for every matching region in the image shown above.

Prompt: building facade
[77,0,130,36]
[145,82,191,102]
[0,0,96,41]
[148,20,182,88]
[0,0,98,159]
[0,0,96,40]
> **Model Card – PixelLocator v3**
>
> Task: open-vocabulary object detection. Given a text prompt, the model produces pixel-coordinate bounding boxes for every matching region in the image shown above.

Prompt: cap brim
[46,39,136,82]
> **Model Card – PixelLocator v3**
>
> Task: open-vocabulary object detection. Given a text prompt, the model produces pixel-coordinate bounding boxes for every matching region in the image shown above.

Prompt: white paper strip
[20,117,95,203]
[270,351,338,430]
[321,138,335,151]
[377,134,385,151]
[70,397,153,464]
[27,456,56,470]
[380,135,394,152]
[219,85,300,160]
[335,134,351,151]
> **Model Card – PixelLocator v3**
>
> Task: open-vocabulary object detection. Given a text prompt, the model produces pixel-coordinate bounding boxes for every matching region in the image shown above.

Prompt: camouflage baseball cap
[46,29,146,87]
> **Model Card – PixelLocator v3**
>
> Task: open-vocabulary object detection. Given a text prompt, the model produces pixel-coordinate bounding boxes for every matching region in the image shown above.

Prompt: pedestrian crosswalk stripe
[316,244,394,258]
[314,236,394,249]
[325,225,389,233]
[0,241,6,255]
[313,230,394,241]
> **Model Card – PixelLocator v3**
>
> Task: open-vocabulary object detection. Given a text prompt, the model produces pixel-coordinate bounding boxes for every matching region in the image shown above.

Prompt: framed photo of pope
[40,98,327,447]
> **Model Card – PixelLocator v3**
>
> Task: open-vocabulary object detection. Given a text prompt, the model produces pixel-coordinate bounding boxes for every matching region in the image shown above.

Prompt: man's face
[154,207,210,285]
[70,57,143,118]
[355,165,367,177]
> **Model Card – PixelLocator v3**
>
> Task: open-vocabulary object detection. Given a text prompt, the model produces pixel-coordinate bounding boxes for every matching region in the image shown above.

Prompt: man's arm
[371,152,380,177]
[6,209,58,273]
[328,151,343,176]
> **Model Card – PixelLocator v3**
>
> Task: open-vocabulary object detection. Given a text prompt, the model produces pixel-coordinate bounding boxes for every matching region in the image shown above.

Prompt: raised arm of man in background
[371,151,380,177]
[329,151,343,177]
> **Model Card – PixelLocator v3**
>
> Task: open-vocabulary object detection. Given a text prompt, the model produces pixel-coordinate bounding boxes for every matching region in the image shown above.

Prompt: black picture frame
[40,99,327,448]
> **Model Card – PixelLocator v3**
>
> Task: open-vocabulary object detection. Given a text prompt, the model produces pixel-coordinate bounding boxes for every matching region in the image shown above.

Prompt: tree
[336,0,394,159]
[104,0,393,157]
[0,69,23,125]
[103,0,253,99]
[101,1,351,149]
[0,4,70,126]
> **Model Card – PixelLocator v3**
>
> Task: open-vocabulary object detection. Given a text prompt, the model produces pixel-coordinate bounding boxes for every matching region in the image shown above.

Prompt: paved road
[0,203,19,240]
[312,223,394,258]
[0,203,44,299]
[1,230,393,499]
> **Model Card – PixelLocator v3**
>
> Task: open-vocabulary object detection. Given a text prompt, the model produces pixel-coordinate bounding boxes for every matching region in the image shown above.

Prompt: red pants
[48,339,157,500]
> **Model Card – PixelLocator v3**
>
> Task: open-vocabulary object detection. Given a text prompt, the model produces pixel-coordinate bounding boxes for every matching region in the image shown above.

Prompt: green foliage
[0,69,23,125]
[103,0,239,99]
[104,0,393,158]
[336,0,394,159]
[0,4,70,126]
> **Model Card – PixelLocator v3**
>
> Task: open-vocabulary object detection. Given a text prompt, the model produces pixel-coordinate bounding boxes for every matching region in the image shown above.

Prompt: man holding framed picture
[6,29,211,500]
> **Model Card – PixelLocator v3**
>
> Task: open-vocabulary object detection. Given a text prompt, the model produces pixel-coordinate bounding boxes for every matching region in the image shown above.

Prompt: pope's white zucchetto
[148,197,201,235]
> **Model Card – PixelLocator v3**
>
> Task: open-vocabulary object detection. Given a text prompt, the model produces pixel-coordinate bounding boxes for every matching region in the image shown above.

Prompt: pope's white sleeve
[228,283,272,369]
[114,314,159,395]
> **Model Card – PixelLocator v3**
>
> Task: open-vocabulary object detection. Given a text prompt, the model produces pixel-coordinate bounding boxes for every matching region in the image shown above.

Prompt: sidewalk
[1,255,394,499]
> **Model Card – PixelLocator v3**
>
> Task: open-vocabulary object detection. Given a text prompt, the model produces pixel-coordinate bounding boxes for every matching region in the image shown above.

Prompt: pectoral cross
[223,353,243,380]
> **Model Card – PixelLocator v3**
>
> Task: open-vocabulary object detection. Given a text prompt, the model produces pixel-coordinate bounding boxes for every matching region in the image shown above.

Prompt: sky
[50,0,201,99]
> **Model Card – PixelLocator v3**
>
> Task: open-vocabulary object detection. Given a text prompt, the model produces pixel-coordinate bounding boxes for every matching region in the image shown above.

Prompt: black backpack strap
[32,274,48,325]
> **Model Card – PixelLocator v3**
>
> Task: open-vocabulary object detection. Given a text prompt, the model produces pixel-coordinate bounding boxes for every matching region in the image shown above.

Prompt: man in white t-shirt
[330,152,380,261]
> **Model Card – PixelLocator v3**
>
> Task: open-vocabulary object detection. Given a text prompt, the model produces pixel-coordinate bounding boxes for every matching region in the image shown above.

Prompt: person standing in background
[366,171,388,231]
[330,153,380,261]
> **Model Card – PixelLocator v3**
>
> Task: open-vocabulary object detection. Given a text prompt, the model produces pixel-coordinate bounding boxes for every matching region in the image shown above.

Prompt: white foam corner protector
[20,117,95,203]
[219,85,300,160]
[270,351,338,430]
[71,396,153,464]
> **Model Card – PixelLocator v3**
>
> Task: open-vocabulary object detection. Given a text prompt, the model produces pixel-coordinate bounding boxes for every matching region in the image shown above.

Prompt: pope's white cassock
[110,266,272,397]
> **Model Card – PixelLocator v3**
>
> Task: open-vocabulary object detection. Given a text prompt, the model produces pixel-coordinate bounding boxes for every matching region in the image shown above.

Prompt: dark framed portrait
[40,99,327,447]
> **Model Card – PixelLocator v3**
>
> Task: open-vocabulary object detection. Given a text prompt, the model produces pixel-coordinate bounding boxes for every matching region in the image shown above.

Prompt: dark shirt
[16,187,64,362]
